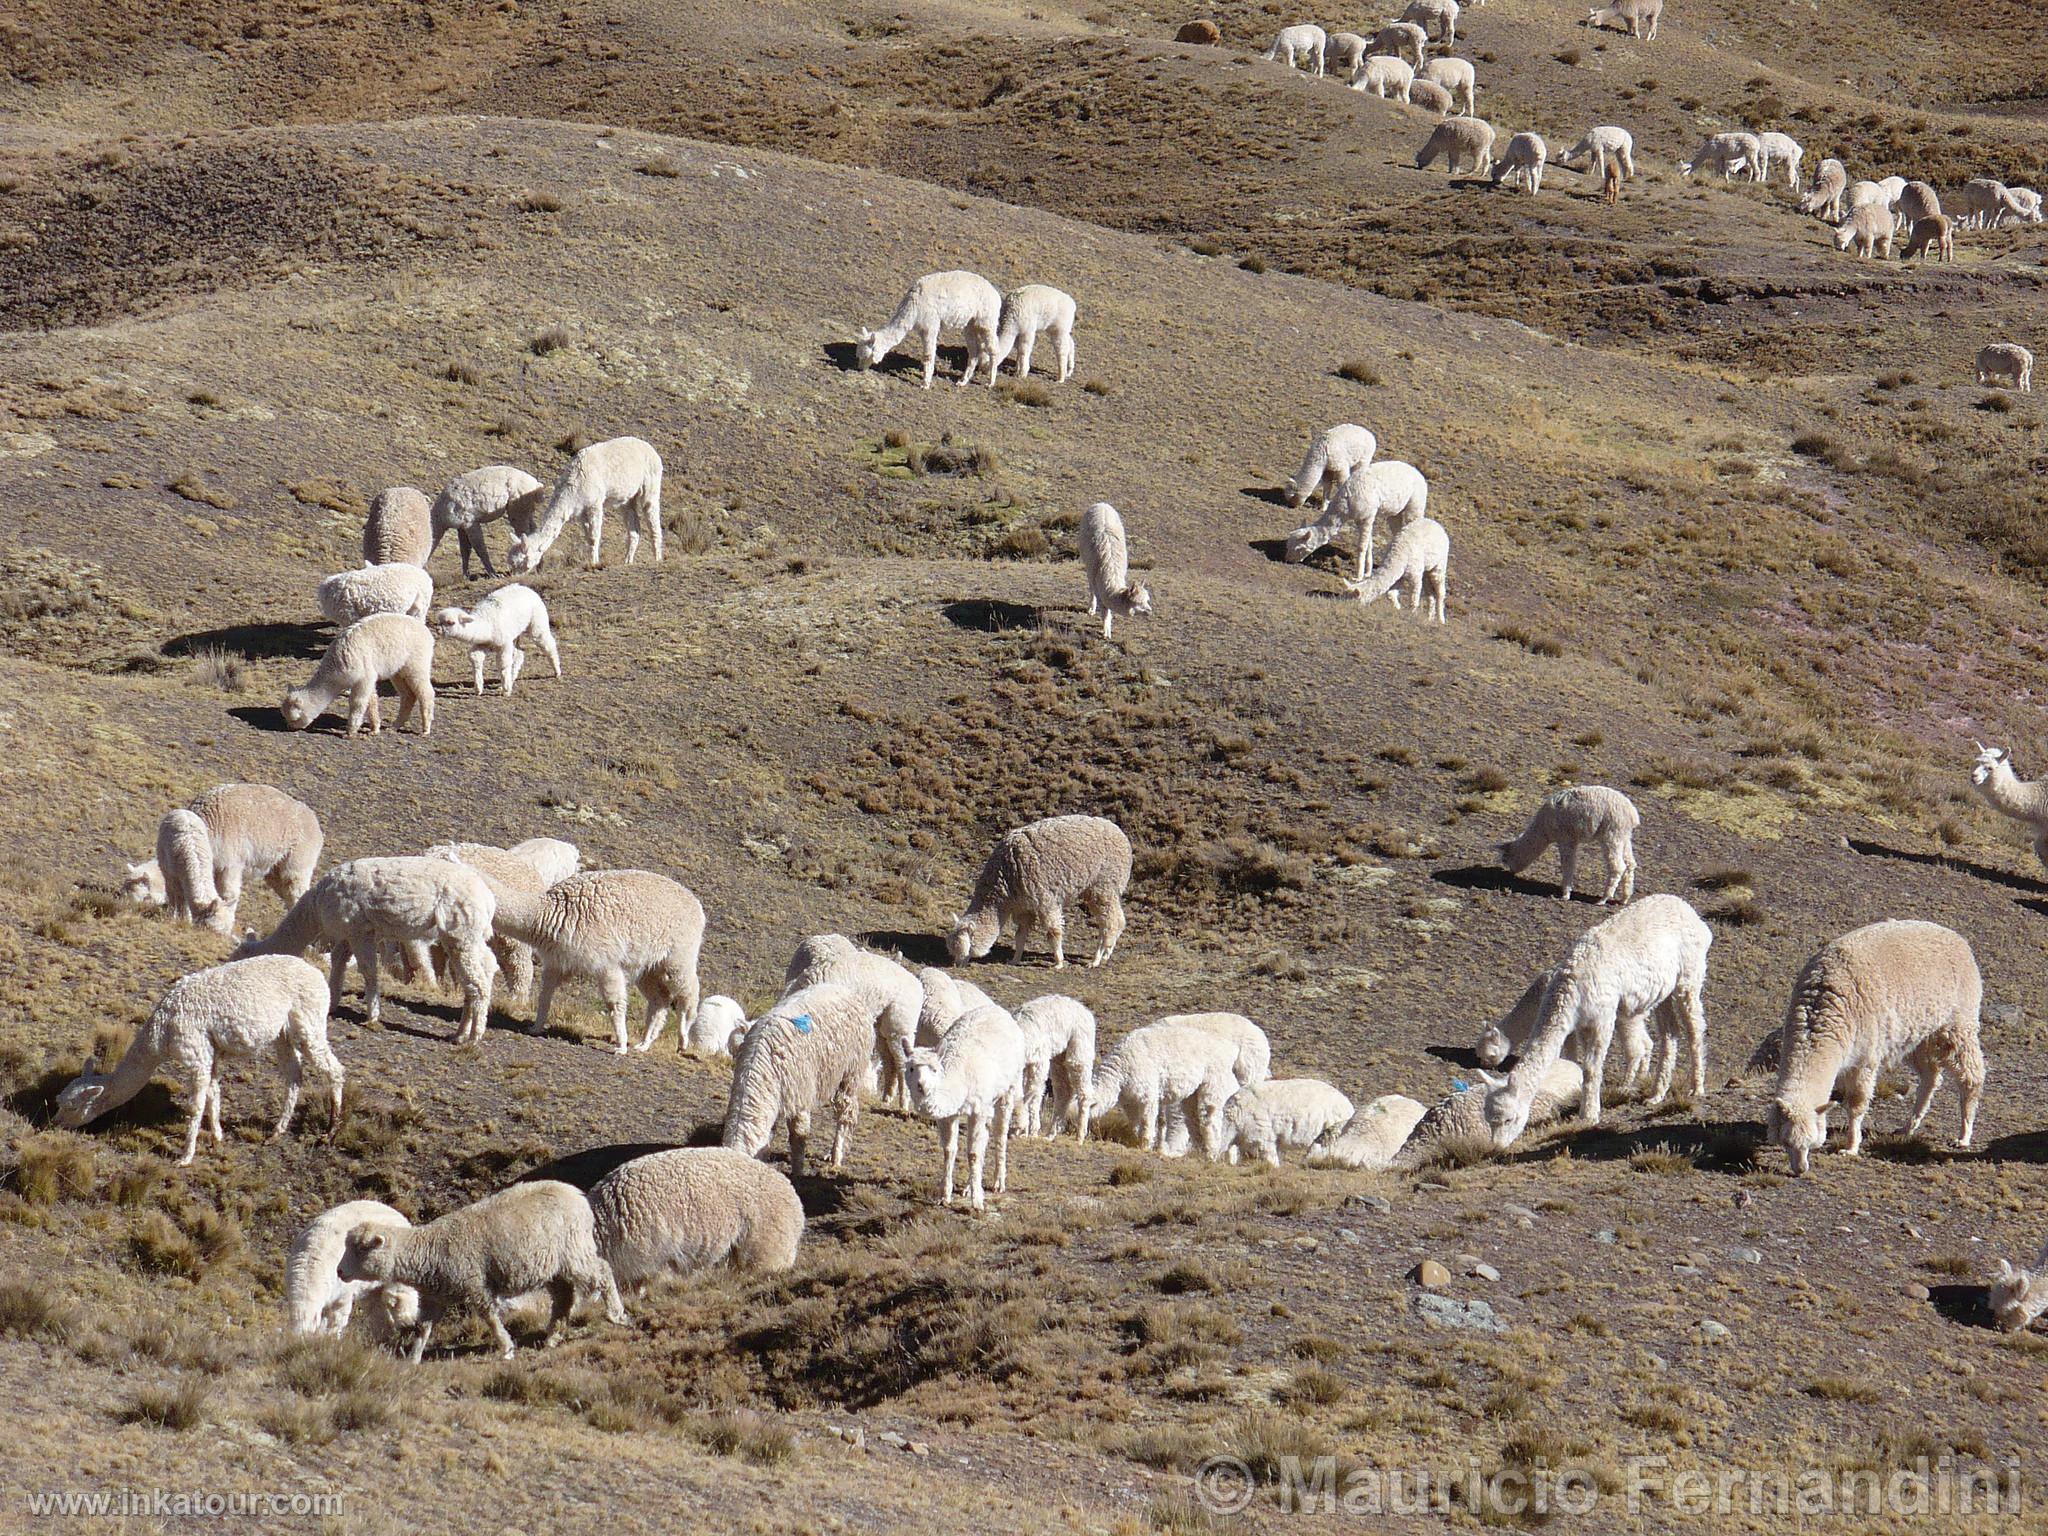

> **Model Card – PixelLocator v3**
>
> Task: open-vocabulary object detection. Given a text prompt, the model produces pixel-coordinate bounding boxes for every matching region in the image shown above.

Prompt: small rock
[909,1442,931,1458]
[1729,1247,1762,1265]
[1904,1224,1925,1242]
[1595,1228,1617,1246]
[1986,1002,2023,1028]
[1672,1264,1702,1277]
[1414,1259,1452,1288]
[1699,1320,1730,1343]
[1336,1228,1363,1245]
[1454,1252,1482,1268]
[1471,1262,1501,1283]
[878,1431,908,1450]
[1419,1180,1453,1193]
[845,1427,865,1450]
[1733,1190,1753,1209]
[1644,1353,1668,1372]
[1503,1204,1538,1223]
[1904,1282,1930,1301]
[1514,1216,1535,1231]
[1414,1292,1505,1333]
[1289,1235,1320,1252]
[1349,1193,1392,1214]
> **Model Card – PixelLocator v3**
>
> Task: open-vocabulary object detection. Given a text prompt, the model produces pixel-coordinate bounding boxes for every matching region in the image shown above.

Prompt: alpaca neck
[1977,764,2048,824]
[92,1032,171,1120]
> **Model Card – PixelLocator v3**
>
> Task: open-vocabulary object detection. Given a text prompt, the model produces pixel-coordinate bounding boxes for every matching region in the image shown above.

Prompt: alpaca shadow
[1846,837,2048,896]
[1249,536,1296,565]
[515,1141,687,1191]
[942,598,1041,633]
[1977,1129,2048,1164]
[829,342,980,385]
[860,929,955,967]
[164,621,328,662]
[1930,1284,1998,1329]
[821,340,864,373]
[1431,864,1555,899]
[1512,1118,1765,1172]
[1425,1044,1487,1071]
[1240,485,1294,508]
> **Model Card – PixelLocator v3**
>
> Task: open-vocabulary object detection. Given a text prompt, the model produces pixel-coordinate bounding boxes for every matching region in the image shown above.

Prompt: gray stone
[1987,1002,2023,1028]
[1471,1262,1501,1283]
[1729,1247,1762,1265]
[1414,1293,1505,1333]
[878,1430,908,1449]
[1672,1264,1702,1277]
[1336,1228,1363,1245]
[1503,1204,1538,1223]
[910,1442,931,1458]
[1699,1319,1730,1343]
[1904,1282,1930,1301]
[1595,1228,1617,1245]
[1349,1193,1392,1214]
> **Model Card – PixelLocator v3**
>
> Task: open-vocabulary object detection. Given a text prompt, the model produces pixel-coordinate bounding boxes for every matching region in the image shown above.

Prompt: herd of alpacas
[44,1,2048,1364]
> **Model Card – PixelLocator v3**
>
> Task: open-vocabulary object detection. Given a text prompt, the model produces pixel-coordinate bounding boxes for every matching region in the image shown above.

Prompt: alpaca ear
[1477,1069,1506,1088]
[1998,1259,2016,1279]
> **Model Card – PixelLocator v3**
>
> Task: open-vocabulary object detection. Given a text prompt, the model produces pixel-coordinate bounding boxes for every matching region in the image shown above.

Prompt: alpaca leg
[787,1109,811,1182]
[967,1112,990,1210]
[602,971,631,1055]
[941,1118,960,1204]
[1045,910,1067,970]
[1010,914,1033,966]
[489,1299,520,1360]
[1084,887,1124,965]
[1902,1050,1945,1140]
[830,1077,860,1169]
[994,1095,1014,1193]
[1680,983,1708,1099]
[358,941,382,1026]
[921,325,939,389]
[455,941,494,1043]
[540,1278,574,1348]
[1016,332,1036,380]
[1642,1012,1677,1106]
[1579,1026,1612,1126]
[345,684,372,737]
[214,866,245,934]
[1558,842,1579,903]
[645,479,664,563]
[637,977,670,1058]
[178,1060,212,1165]
[393,678,417,734]
[1021,1061,1048,1137]
[327,944,351,1012]
[1840,1066,1878,1154]
[271,1042,304,1140]
[502,644,524,695]
[536,616,562,678]
[532,969,559,1039]
[1103,609,1114,640]
[1140,1091,1161,1152]
[1057,328,1075,382]
[1954,1032,1985,1147]
[471,651,486,695]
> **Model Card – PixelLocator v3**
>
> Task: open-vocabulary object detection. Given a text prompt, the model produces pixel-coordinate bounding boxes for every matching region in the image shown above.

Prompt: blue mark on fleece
[1452,1079,1469,1093]
[790,1013,813,1034]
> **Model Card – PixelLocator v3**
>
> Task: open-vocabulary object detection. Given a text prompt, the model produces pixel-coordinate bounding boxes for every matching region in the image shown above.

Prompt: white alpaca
[1078,501,1154,640]
[1974,346,2034,393]
[285,1200,421,1341]
[781,934,923,1104]
[1680,132,1759,180]
[281,613,435,737]
[685,995,750,1057]
[55,956,344,1166]
[1223,1079,1355,1166]
[1284,423,1377,508]
[428,465,546,579]
[1497,785,1640,903]
[1832,202,1895,259]
[904,1003,1027,1210]
[1754,131,1804,190]
[1417,57,1476,117]
[152,810,220,928]
[1325,32,1368,76]
[855,270,1002,389]
[1586,0,1660,38]
[1400,0,1458,43]
[1560,127,1635,185]
[989,284,1077,383]
[1415,117,1495,177]
[1351,54,1414,102]
[1480,894,1711,1145]
[1338,515,1449,619]
[339,1182,626,1362]
[1473,967,1655,1089]
[235,857,498,1041]
[1369,21,1427,67]
[429,584,561,696]
[949,814,1132,970]
[1012,994,1097,1139]
[1893,180,1942,229]
[1989,1234,2048,1334]
[510,436,663,572]
[318,564,435,627]
[1492,132,1548,194]
[1153,1011,1270,1157]
[722,983,875,1179]
[1765,921,1983,1174]
[122,784,324,936]
[1798,159,1849,220]
[1087,1022,1240,1158]
[361,487,433,568]
[916,966,998,1048]
[487,869,704,1054]
[1305,1093,1428,1170]
[588,1148,804,1292]
[1262,24,1327,74]
[1284,460,1429,580]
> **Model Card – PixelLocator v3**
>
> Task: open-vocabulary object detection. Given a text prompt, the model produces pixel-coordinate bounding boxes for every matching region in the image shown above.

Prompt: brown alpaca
[1601,160,1622,206]
[1900,214,1953,263]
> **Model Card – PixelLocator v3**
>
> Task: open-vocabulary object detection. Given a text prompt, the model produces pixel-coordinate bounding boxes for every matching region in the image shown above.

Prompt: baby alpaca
[56,955,344,1166]
[339,1182,625,1361]
[1013,993,1097,1139]
[1285,460,1429,580]
[510,436,664,572]
[903,1003,1027,1210]
[1899,214,1953,263]
[686,995,750,1057]
[1417,57,1476,117]
[989,284,1077,382]
[430,583,561,696]
[282,613,435,737]
[1498,785,1639,903]
[1968,742,2048,870]
[1491,132,1547,194]
[1765,920,1983,1174]
[1351,54,1414,102]
[949,814,1132,970]
[856,270,1003,389]
[122,783,324,935]
[1975,346,2034,393]
[1832,202,1894,259]
[1339,515,1449,620]
[1078,501,1154,640]
[152,810,220,928]
[1989,1235,2048,1333]
[1088,1021,1241,1158]
[285,1200,421,1341]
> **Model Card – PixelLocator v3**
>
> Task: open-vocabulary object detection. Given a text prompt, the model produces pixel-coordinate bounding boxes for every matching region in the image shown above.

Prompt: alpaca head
[901,1046,948,1115]
[280,687,318,731]
[854,326,883,370]
[1478,1069,1529,1149]
[1831,219,1858,251]
[1283,525,1329,563]
[121,860,166,908]
[1475,1025,1512,1068]
[427,606,474,638]
[1764,1097,1827,1175]
[54,1056,111,1129]
[338,1225,400,1284]
[230,928,263,961]
[1971,741,2011,787]
[947,911,999,964]
[1126,582,1153,619]
[507,537,540,575]
[1989,1259,2048,1333]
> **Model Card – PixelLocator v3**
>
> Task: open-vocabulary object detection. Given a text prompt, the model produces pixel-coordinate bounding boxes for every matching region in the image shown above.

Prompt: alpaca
[1969,743,2048,875]
[1078,502,1153,640]
[1497,785,1640,903]
[855,270,1002,389]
